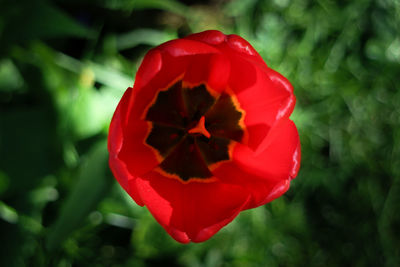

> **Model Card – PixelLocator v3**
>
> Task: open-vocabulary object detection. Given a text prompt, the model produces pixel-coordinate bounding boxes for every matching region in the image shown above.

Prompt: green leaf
[54,52,132,90]
[88,62,132,90]
[0,59,24,92]
[102,0,189,17]
[0,108,61,194]
[70,84,122,139]
[117,29,176,50]
[132,0,189,17]
[46,140,112,251]
[1,0,94,46]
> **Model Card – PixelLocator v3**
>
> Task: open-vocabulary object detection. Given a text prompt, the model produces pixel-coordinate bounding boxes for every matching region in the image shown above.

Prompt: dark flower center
[144,80,244,181]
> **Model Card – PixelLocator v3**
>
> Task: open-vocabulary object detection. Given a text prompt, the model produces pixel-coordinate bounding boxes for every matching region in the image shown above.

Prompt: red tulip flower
[108,30,300,243]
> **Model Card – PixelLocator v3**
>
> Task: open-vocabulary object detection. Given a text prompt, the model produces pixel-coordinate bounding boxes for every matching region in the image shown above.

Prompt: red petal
[184,30,226,45]
[224,34,267,69]
[213,162,291,209]
[185,30,268,74]
[136,172,250,243]
[109,157,145,207]
[108,87,132,156]
[233,119,300,180]
[212,120,300,208]
[207,53,231,92]
[228,55,293,150]
[118,119,159,177]
[264,68,295,120]
[182,54,213,86]
[111,89,160,178]
[158,38,220,57]
[290,137,301,178]
[133,49,162,91]
[183,53,230,93]
[249,68,296,154]
[108,87,144,206]
[130,53,189,119]
[226,34,258,57]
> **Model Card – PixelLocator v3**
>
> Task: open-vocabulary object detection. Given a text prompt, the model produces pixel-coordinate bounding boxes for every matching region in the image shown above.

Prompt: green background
[1,0,399,266]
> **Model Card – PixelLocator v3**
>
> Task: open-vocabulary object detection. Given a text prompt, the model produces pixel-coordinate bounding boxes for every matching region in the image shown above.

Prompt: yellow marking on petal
[154,167,218,184]
[224,87,249,145]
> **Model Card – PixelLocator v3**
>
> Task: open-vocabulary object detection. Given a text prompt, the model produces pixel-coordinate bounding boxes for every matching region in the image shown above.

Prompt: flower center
[144,80,244,182]
[188,116,211,138]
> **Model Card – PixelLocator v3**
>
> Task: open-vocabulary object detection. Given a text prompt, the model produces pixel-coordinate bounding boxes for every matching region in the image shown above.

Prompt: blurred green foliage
[0,0,399,266]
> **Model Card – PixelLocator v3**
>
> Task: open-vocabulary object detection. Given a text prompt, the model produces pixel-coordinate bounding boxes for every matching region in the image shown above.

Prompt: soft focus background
[1,0,399,266]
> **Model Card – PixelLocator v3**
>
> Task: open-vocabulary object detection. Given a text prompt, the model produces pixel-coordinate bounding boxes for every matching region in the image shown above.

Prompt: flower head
[108,30,300,243]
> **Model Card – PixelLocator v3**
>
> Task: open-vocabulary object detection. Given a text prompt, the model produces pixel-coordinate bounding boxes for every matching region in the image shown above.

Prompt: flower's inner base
[144,80,244,182]
[188,116,210,138]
